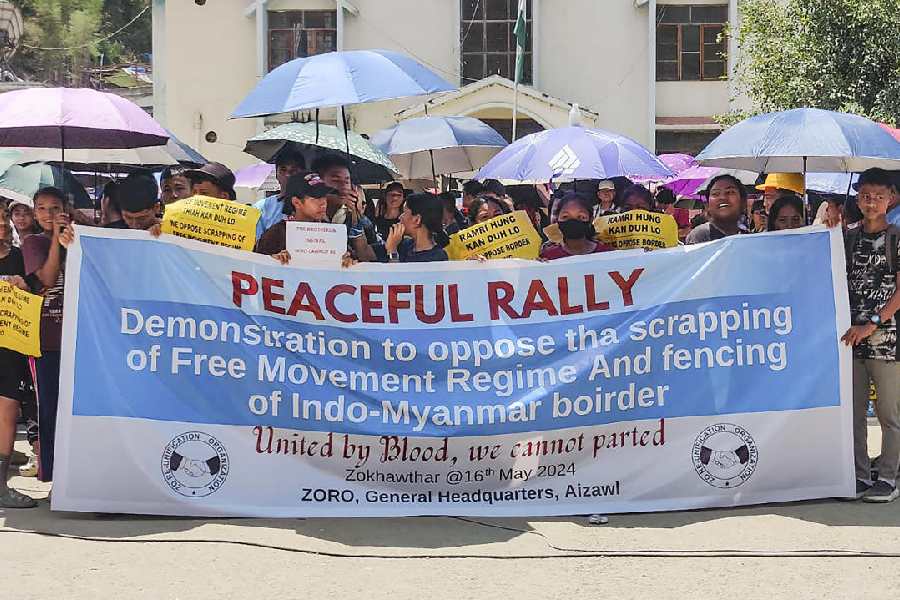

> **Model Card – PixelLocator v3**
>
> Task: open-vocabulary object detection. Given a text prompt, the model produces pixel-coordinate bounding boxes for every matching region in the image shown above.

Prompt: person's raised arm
[31,213,67,288]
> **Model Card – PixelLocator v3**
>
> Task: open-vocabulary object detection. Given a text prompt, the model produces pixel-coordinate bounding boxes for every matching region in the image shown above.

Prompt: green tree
[730,0,900,125]
[8,0,151,85]
[100,0,151,60]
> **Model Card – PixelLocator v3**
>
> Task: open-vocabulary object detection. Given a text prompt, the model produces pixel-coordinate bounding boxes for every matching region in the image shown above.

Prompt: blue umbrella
[231,50,455,118]
[696,108,900,172]
[475,126,673,184]
[371,116,507,179]
[806,173,859,196]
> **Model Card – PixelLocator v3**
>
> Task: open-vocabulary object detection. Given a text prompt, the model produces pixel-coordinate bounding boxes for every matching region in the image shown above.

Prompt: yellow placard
[161,195,261,251]
[596,210,678,250]
[544,209,678,251]
[446,210,542,260]
[0,281,42,357]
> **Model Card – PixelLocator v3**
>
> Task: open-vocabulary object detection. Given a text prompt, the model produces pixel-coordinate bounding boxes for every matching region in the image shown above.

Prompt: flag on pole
[513,0,528,84]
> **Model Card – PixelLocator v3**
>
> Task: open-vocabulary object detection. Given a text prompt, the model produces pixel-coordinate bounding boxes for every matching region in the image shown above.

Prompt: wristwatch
[869,314,882,326]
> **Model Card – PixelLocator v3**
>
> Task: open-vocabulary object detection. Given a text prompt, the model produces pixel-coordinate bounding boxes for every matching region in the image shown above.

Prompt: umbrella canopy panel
[0,87,168,149]
[0,163,91,208]
[371,116,507,178]
[696,108,900,172]
[476,126,673,184]
[245,122,399,184]
[232,49,456,118]
[234,163,277,191]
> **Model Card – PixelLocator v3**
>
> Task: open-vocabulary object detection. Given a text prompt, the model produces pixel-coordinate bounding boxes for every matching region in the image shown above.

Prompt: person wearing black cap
[118,174,162,231]
[185,162,237,200]
[255,172,339,261]
[253,151,306,240]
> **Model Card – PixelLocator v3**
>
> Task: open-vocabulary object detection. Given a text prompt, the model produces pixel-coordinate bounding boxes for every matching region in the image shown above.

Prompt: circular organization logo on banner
[161,431,229,497]
[691,423,758,489]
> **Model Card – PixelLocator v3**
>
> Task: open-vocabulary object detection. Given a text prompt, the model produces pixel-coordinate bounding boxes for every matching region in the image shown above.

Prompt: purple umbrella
[0,88,168,149]
[658,153,697,175]
[664,165,758,199]
[475,126,673,184]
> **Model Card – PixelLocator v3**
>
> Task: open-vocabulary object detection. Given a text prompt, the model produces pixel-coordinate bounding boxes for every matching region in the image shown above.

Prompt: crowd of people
[0,151,898,507]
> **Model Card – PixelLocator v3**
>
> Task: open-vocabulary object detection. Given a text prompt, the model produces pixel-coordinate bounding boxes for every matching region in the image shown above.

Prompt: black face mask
[558,219,593,240]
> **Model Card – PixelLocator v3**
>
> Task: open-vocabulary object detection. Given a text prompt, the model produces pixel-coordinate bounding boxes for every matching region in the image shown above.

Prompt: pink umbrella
[0,87,168,149]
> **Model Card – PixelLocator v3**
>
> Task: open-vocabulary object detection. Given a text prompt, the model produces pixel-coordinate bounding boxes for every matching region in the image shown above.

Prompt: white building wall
[656,80,729,118]
[342,0,459,135]
[155,0,737,169]
[537,0,652,146]
[161,1,259,170]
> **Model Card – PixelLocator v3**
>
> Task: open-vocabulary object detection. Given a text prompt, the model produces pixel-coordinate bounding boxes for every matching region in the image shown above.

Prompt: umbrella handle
[341,106,351,169]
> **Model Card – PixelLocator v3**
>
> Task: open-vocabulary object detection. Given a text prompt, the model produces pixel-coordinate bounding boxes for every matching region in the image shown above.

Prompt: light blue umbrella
[231,50,455,118]
[806,173,859,195]
[696,108,900,172]
[0,163,91,208]
[371,116,507,179]
[475,126,673,184]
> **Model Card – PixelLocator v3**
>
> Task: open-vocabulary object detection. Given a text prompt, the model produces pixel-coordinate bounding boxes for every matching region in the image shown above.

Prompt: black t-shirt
[0,246,25,277]
[373,216,399,241]
[846,228,899,361]
[398,238,448,263]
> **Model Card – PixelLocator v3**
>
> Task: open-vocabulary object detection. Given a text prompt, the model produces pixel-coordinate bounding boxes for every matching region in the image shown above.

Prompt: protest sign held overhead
[446,210,542,260]
[161,195,260,251]
[52,227,853,518]
[0,280,42,357]
[285,222,347,268]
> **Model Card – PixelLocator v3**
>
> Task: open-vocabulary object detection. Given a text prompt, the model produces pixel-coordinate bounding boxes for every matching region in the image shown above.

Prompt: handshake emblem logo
[692,423,758,489]
[161,431,229,497]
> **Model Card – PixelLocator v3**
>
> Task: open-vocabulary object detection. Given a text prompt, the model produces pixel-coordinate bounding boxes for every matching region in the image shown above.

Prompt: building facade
[152,0,740,171]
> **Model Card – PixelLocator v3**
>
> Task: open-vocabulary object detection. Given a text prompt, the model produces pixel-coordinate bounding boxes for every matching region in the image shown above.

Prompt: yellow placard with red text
[161,195,260,251]
[0,281,42,357]
[446,210,542,260]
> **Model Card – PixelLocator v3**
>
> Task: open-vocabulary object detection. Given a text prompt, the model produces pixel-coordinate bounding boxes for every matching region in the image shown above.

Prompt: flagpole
[511,0,526,143]
[512,81,519,142]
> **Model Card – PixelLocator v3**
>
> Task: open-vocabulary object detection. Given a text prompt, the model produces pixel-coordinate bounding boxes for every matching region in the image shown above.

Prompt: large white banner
[53,227,854,517]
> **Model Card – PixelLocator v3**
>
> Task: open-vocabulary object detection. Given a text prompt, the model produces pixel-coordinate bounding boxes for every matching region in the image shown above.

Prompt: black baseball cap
[284,172,339,201]
[185,162,236,198]
[118,174,159,212]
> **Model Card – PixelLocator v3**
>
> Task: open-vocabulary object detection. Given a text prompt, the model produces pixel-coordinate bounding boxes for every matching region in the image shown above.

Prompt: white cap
[597,179,615,191]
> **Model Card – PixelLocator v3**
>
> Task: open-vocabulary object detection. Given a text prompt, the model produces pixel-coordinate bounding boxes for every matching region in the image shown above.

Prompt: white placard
[285,221,347,267]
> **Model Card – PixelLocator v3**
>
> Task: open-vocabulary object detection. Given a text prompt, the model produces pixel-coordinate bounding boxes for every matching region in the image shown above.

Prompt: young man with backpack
[841,168,900,502]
